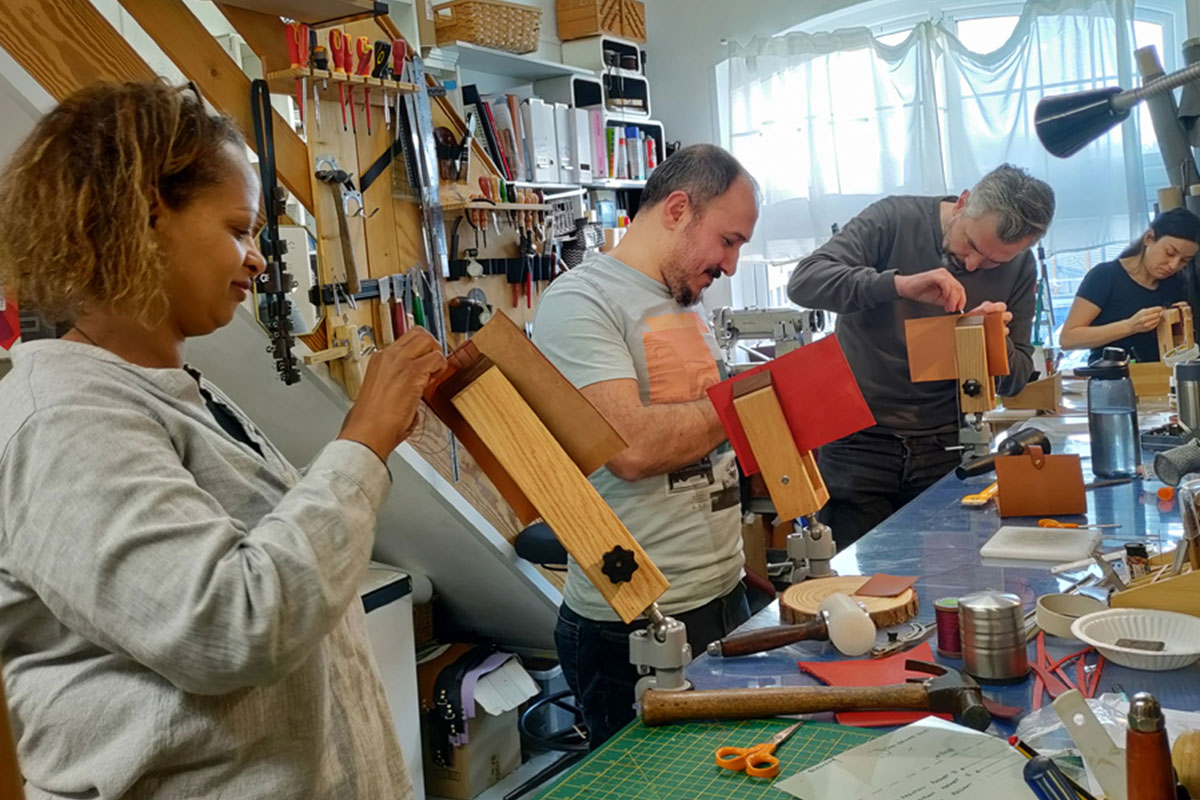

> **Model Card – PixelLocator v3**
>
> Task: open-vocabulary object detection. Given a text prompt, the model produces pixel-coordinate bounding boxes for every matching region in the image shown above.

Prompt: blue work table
[686,417,1200,725]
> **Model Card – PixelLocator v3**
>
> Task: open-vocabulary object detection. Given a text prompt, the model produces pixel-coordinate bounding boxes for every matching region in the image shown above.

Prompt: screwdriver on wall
[310,41,327,130]
[329,30,348,131]
[355,36,373,136]
[371,40,392,128]
[284,21,309,125]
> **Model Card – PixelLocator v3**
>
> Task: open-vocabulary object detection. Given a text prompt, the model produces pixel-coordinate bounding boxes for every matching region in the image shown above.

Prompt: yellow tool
[961,481,999,507]
[714,722,803,779]
[1038,519,1121,530]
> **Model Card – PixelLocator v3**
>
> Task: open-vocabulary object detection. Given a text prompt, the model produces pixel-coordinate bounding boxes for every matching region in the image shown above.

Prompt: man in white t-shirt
[533,144,760,747]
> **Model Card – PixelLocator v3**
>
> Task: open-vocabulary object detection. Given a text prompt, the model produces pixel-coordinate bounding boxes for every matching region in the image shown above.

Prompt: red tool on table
[355,36,373,135]
[329,29,349,131]
[284,22,309,125]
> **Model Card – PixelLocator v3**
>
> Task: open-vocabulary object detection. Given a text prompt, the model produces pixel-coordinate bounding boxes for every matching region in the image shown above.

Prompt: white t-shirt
[532,252,744,621]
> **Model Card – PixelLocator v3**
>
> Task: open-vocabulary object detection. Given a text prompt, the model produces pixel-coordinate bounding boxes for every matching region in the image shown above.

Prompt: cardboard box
[423,708,521,799]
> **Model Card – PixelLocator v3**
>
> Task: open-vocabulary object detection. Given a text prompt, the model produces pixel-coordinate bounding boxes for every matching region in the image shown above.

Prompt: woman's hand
[338,329,447,461]
[1127,306,1164,335]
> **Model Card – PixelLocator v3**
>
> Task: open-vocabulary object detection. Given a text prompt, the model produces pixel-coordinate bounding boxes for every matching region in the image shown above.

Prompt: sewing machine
[712,306,827,370]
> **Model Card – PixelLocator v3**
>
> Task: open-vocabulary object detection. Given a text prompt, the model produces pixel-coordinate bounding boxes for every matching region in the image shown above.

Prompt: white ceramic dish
[1071,608,1200,671]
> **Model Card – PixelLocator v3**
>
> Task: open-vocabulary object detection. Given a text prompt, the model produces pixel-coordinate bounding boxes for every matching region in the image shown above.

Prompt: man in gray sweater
[789,164,1055,546]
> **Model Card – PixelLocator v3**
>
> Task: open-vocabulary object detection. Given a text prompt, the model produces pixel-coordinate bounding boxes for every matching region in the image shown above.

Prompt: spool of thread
[935,597,962,658]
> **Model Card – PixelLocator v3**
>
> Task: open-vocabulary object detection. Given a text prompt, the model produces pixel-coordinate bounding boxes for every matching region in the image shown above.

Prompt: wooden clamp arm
[732,371,828,521]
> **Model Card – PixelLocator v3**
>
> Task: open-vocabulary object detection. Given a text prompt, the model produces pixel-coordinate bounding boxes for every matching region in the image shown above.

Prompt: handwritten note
[776,717,1033,800]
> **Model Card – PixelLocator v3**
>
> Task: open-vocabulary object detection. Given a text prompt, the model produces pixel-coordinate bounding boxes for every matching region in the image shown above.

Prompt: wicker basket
[434,0,542,54]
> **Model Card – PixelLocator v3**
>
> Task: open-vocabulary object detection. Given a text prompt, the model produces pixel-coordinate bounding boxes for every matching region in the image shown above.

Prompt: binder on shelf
[570,107,593,183]
[506,94,527,181]
[590,109,608,179]
[490,98,522,183]
[522,97,559,184]
[554,103,575,184]
[625,126,644,180]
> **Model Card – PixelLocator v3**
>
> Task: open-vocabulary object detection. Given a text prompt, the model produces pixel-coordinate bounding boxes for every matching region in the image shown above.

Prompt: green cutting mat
[535,719,881,800]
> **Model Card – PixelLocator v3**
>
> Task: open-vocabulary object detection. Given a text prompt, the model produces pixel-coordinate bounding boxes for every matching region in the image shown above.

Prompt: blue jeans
[817,428,961,549]
[554,582,750,749]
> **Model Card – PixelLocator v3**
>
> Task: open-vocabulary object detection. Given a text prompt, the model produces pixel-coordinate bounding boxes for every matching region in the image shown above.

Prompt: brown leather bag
[994,445,1086,517]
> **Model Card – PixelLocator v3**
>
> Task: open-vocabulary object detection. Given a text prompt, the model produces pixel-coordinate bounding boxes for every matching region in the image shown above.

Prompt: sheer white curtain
[721,0,1154,310]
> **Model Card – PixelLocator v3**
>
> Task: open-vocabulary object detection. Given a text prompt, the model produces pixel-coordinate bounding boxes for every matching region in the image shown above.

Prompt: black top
[1075,259,1186,363]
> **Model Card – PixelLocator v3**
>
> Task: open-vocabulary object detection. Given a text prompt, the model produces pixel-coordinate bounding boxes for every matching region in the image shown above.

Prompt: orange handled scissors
[714,721,802,779]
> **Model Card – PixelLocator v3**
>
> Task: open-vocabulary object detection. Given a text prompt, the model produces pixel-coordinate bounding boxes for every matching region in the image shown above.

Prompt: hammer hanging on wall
[314,165,362,296]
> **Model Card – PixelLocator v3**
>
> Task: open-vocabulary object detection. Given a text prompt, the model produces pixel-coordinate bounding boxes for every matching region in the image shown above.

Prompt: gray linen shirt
[788,195,1036,433]
[0,340,411,799]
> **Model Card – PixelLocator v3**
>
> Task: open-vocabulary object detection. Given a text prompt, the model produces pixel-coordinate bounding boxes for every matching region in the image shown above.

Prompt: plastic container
[1077,347,1140,478]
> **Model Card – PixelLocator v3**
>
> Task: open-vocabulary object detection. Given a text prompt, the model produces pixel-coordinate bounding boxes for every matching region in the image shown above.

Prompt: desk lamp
[1036,61,1200,157]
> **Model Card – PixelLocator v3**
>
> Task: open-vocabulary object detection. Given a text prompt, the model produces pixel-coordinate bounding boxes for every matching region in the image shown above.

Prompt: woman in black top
[1060,207,1200,362]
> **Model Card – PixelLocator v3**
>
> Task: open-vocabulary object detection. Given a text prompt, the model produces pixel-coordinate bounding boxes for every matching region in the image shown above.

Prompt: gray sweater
[0,340,411,799]
[788,195,1036,434]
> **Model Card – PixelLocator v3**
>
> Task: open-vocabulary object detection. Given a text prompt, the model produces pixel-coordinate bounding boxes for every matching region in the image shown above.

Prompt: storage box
[556,0,645,42]
[423,708,521,800]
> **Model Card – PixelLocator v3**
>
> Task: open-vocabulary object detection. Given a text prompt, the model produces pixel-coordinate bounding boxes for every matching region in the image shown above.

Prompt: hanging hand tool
[391,38,407,138]
[458,111,474,183]
[249,80,300,385]
[477,176,494,234]
[285,22,309,126]
[355,36,373,136]
[314,162,361,296]
[329,30,349,131]
[371,40,392,128]
[436,127,459,181]
[641,660,991,731]
[310,40,326,131]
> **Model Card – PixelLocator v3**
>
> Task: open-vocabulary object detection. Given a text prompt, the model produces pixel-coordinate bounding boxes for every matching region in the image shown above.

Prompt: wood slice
[780,576,918,627]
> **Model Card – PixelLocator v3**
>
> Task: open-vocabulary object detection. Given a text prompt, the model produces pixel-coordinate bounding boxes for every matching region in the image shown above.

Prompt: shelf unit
[435,41,593,82]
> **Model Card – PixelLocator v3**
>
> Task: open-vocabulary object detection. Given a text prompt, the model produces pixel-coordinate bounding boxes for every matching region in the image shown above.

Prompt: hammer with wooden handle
[707,593,876,658]
[640,660,991,731]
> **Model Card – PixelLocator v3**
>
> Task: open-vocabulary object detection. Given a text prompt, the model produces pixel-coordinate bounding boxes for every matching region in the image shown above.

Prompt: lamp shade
[1035,86,1128,158]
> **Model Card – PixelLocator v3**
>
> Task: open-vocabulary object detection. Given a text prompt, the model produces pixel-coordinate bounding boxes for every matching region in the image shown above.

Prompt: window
[723,0,1189,340]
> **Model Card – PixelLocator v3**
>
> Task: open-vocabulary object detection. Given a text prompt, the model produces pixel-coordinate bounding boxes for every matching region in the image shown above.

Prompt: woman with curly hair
[0,80,443,799]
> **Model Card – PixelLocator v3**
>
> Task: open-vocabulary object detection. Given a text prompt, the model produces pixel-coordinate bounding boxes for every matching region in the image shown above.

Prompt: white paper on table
[775,717,1034,800]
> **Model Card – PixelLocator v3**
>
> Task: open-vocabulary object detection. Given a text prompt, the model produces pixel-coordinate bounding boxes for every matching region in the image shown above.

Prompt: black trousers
[817,428,962,549]
[554,582,750,749]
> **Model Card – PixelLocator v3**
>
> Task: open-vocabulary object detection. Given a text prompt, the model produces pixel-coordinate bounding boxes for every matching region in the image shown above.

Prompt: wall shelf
[264,67,417,104]
[437,41,593,82]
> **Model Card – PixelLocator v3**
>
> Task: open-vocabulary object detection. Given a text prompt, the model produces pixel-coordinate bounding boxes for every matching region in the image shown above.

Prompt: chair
[513,521,569,570]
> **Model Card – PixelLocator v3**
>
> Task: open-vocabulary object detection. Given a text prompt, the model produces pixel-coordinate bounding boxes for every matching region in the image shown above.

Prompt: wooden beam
[117,0,314,213]
[215,3,292,74]
[216,0,382,26]
[0,0,156,100]
[451,365,668,623]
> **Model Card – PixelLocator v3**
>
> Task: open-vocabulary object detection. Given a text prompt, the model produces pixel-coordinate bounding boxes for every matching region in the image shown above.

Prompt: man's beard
[940,226,967,273]
[663,236,720,307]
